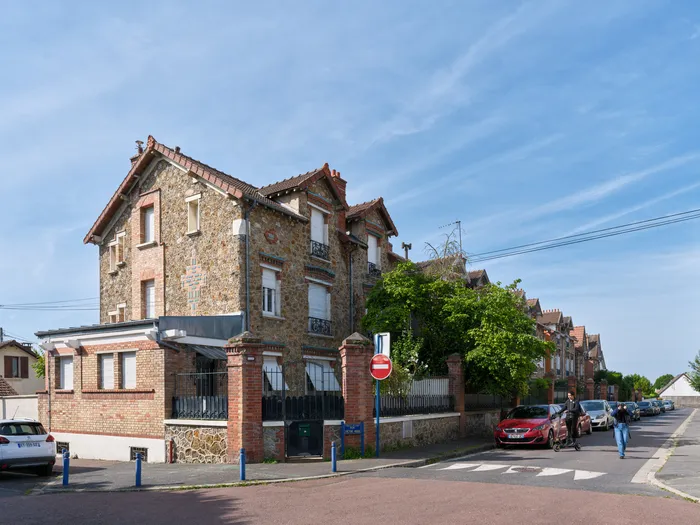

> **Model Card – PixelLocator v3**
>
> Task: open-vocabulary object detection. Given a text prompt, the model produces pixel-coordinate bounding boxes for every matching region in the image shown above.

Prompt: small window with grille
[130,447,148,462]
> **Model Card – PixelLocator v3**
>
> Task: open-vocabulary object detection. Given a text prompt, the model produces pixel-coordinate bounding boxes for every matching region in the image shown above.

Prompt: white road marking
[574,470,605,481]
[441,463,480,471]
[537,468,573,477]
[471,464,509,472]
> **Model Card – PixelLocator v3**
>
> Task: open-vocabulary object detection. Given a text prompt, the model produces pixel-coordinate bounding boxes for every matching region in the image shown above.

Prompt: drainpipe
[349,247,355,332]
[244,201,257,332]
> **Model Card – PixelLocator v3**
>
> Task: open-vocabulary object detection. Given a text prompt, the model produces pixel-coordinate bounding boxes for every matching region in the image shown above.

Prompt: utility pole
[0,327,3,342]
[439,220,463,254]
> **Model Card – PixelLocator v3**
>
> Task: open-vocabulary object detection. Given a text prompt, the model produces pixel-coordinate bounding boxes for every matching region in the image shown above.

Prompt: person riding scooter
[559,391,583,446]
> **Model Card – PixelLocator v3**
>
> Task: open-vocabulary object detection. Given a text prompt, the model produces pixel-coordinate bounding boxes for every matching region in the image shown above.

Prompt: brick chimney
[330,168,348,231]
[130,140,145,167]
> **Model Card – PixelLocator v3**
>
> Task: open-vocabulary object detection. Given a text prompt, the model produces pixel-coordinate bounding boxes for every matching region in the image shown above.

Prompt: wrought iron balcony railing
[310,240,330,260]
[308,317,332,336]
[368,262,382,278]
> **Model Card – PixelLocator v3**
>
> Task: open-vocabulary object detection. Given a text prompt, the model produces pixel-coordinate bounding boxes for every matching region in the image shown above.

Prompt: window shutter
[60,357,74,390]
[262,269,277,289]
[367,235,378,264]
[3,356,11,377]
[122,352,137,389]
[145,281,156,318]
[308,284,327,320]
[101,355,115,389]
[21,356,29,378]
[144,207,155,242]
[311,209,324,243]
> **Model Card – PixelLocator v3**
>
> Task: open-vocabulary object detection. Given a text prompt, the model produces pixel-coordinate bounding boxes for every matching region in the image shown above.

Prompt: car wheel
[605,420,610,431]
[586,423,593,435]
[578,424,583,438]
[35,464,53,477]
[547,430,554,449]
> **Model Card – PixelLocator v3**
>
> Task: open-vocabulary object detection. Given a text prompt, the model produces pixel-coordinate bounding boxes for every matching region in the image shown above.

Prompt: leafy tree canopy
[654,374,675,391]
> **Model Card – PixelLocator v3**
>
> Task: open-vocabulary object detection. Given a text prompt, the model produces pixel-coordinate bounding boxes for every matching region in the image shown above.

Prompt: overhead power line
[468,207,700,263]
[0,297,98,308]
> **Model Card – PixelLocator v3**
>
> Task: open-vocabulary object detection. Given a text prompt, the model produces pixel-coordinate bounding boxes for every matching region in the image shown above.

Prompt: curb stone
[32,443,495,495]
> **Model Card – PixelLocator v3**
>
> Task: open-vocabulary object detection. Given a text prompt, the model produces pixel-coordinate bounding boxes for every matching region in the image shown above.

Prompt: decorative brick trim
[51,429,163,440]
[305,264,336,281]
[259,252,285,267]
[82,389,156,400]
[365,220,385,237]
[261,341,286,351]
[301,345,338,353]
[82,389,156,394]
[307,191,333,210]
[55,390,75,394]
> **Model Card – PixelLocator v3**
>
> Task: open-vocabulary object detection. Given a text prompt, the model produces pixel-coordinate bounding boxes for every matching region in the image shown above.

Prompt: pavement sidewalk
[656,409,700,499]
[37,437,492,493]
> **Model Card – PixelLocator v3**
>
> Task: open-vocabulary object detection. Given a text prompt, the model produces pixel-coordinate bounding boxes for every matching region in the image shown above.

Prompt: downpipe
[244,201,257,331]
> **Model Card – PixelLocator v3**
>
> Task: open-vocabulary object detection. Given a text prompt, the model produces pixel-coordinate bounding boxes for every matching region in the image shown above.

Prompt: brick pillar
[226,331,264,464]
[612,385,619,402]
[447,354,466,437]
[585,379,594,400]
[567,375,576,397]
[340,333,375,452]
[600,380,608,401]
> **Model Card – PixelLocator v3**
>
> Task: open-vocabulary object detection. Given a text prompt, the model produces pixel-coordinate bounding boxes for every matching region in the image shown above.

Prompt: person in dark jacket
[559,391,583,445]
[612,403,632,458]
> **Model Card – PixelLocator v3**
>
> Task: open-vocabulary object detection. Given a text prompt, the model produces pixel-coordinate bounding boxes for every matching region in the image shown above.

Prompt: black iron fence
[375,377,453,417]
[368,262,382,278]
[464,393,507,411]
[308,317,332,336]
[262,366,344,421]
[521,388,549,406]
[172,371,228,420]
[310,240,330,260]
[554,385,568,404]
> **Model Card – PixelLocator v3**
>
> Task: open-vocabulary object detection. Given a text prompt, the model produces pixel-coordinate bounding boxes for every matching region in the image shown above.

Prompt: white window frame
[121,351,137,389]
[100,354,115,390]
[117,303,127,323]
[108,310,118,324]
[59,356,74,390]
[108,241,118,272]
[367,234,379,267]
[186,194,201,234]
[261,266,281,318]
[143,206,155,243]
[116,232,126,265]
[305,359,341,393]
[310,207,328,245]
[144,280,156,319]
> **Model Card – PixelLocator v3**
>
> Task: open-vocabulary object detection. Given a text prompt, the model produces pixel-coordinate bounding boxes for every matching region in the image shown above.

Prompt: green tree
[654,374,674,391]
[688,351,700,393]
[32,352,45,379]
[625,374,653,397]
[363,262,553,397]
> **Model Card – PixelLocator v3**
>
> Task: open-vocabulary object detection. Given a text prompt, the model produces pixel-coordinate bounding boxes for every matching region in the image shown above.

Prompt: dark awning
[165,342,227,360]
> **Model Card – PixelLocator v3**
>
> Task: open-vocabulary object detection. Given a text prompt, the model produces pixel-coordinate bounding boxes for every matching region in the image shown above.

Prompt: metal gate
[262,359,344,457]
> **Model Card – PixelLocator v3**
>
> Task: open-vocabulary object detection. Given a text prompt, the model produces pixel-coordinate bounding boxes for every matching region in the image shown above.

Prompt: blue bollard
[62,449,69,486]
[239,448,246,481]
[331,441,337,473]
[135,453,142,487]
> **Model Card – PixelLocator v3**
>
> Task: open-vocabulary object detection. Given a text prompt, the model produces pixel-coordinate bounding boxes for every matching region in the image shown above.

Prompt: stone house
[0,340,43,396]
[35,135,407,463]
[536,309,575,382]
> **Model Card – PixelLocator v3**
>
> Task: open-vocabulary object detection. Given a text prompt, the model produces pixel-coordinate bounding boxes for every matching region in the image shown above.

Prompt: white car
[580,400,615,431]
[0,418,56,476]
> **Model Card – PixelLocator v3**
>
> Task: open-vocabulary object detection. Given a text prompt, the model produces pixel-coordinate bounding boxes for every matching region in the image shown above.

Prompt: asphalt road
[2,476,700,524]
[367,408,691,497]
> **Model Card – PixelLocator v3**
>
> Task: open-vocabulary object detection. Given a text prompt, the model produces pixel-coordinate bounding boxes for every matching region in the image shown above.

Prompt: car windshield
[0,422,46,436]
[581,401,605,411]
[638,402,650,407]
[506,406,549,419]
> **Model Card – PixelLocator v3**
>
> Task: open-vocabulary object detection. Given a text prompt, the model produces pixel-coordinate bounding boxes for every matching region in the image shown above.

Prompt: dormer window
[367,234,381,277]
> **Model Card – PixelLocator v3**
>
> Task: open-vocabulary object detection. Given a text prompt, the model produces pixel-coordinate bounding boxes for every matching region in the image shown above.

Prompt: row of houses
[19,135,608,464]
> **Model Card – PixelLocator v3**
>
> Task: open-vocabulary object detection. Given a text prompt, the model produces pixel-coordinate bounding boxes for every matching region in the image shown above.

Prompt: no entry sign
[370,353,392,381]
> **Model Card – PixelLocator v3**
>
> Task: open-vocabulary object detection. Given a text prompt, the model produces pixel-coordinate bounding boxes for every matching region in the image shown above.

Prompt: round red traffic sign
[370,353,392,381]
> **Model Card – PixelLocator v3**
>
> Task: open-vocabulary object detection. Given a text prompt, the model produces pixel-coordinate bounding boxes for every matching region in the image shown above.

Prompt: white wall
[661,375,699,396]
[1,347,45,395]
[0,395,39,420]
[51,432,166,463]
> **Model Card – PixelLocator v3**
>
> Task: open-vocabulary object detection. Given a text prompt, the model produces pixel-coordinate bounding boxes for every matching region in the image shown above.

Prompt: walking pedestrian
[612,402,632,458]
[559,391,582,446]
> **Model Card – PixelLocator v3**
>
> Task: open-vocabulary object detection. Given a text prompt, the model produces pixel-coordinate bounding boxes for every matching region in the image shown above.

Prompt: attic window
[186,194,201,235]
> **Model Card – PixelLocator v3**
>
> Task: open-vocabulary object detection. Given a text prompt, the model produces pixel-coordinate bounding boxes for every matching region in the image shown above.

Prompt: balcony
[310,240,330,261]
[308,317,332,337]
[368,262,382,278]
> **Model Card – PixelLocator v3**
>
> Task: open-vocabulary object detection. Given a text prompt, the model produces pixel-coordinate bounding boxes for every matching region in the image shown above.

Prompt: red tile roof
[0,377,18,396]
[526,298,539,307]
[570,326,586,349]
[537,309,562,325]
[347,198,398,236]
[259,165,347,208]
[85,136,308,243]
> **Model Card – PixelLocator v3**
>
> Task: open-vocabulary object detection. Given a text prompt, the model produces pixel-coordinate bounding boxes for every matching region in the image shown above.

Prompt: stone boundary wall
[464,409,501,438]
[164,420,227,464]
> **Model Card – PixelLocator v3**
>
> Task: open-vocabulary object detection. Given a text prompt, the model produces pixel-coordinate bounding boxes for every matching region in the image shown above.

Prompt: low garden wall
[164,420,227,464]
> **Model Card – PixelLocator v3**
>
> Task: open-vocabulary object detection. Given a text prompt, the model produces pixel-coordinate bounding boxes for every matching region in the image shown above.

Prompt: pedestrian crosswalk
[433,462,606,481]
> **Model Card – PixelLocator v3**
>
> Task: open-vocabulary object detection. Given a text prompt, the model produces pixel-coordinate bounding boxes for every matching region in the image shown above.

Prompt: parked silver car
[580,400,614,431]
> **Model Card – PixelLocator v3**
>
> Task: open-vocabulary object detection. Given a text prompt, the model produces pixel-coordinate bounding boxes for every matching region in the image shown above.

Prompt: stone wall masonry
[263,424,285,461]
[464,410,501,438]
[322,423,341,459]
[100,203,133,323]
[378,414,460,451]
[165,423,227,464]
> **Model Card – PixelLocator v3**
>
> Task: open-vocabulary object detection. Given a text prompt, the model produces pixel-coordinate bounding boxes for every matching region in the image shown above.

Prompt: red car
[494,404,568,448]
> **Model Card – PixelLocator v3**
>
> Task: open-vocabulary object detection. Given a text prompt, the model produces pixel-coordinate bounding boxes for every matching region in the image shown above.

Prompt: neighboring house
[36,135,402,462]
[657,373,700,407]
[536,309,574,381]
[0,340,43,395]
[586,334,606,373]
[570,326,588,387]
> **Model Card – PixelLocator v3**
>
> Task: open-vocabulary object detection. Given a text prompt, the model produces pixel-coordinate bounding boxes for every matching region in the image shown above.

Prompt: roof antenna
[136,140,144,154]
[401,242,412,260]
[11,405,19,420]
[439,220,463,255]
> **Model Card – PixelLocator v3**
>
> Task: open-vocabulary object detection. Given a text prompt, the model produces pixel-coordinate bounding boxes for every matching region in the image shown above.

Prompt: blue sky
[1,1,699,381]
